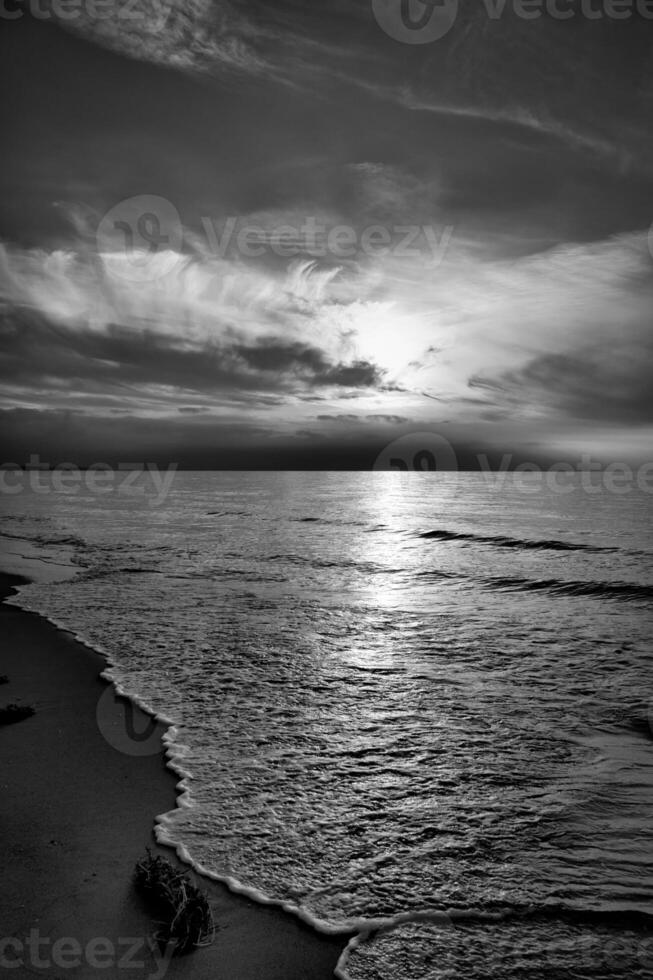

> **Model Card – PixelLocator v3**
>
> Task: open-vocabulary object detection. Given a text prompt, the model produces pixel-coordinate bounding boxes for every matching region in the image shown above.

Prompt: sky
[1,1,652,469]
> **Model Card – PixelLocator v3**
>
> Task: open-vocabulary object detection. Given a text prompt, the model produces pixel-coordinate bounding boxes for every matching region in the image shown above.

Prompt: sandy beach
[0,573,349,979]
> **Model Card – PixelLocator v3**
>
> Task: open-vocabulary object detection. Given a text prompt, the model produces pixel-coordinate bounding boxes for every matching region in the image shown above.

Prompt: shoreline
[0,572,352,979]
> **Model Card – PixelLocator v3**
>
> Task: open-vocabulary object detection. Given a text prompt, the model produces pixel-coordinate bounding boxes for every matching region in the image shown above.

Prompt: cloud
[316,414,360,422]
[316,412,409,424]
[55,0,269,76]
[46,0,653,170]
[471,344,653,426]
[463,233,653,425]
[395,89,619,159]
[0,305,385,412]
[397,3,653,166]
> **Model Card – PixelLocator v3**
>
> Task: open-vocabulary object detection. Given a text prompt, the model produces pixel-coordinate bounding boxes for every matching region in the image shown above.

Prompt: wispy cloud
[394,88,619,159]
[49,0,652,169]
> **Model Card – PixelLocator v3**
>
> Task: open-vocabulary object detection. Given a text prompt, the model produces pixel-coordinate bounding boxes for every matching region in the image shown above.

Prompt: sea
[1,471,652,979]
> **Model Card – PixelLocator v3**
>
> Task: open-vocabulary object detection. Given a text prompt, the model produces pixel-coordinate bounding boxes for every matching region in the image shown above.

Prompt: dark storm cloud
[321,361,383,387]
[233,339,383,387]
[0,307,385,403]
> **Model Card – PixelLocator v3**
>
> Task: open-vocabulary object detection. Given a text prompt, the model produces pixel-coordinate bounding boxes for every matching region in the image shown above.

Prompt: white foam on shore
[2,567,515,980]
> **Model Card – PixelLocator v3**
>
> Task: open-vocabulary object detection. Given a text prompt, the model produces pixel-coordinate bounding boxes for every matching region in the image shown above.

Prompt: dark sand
[0,573,350,979]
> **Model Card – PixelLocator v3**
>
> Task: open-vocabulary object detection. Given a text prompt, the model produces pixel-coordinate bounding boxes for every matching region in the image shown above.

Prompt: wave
[347,899,653,934]
[206,510,252,517]
[415,567,653,603]
[292,517,367,527]
[518,902,653,930]
[415,570,459,580]
[418,529,614,553]
[484,575,653,602]
[0,529,86,548]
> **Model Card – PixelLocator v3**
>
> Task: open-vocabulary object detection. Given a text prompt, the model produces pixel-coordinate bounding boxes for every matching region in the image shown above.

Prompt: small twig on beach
[0,703,36,726]
[134,849,215,955]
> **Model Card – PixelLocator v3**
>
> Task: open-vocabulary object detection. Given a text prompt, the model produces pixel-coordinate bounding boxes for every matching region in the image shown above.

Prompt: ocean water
[1,471,652,978]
